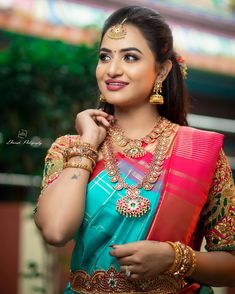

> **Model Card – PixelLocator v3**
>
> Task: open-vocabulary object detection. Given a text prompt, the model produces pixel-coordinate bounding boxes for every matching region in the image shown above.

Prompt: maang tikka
[149,80,164,105]
[107,18,127,39]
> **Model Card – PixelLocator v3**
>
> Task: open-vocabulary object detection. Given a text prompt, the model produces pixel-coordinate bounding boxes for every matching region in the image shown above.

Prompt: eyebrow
[100,47,143,55]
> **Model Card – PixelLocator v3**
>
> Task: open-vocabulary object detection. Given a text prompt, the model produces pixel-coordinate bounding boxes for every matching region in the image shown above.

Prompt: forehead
[101,24,153,54]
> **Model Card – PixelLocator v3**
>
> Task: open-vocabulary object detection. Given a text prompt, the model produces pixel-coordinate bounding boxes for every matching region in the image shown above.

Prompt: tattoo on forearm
[71,173,80,180]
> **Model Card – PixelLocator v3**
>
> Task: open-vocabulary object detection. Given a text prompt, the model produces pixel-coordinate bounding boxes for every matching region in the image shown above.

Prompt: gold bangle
[165,242,197,278]
[164,241,182,275]
[63,161,93,173]
[174,242,190,276]
[186,246,197,277]
[65,144,98,163]
[68,154,96,168]
[79,141,98,151]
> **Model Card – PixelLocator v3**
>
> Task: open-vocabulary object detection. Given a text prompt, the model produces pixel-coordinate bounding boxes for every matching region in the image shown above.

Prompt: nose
[107,57,123,77]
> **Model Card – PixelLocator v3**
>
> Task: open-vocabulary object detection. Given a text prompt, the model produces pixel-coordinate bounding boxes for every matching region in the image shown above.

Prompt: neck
[113,104,161,140]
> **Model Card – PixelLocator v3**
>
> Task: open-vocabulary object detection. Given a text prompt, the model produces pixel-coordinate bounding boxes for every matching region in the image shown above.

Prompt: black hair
[98,5,189,126]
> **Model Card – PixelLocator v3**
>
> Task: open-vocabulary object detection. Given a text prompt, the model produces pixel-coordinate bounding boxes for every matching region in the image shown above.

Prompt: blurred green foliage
[0,30,99,175]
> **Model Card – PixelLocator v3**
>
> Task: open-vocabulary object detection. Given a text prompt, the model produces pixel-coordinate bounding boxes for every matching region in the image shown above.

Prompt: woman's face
[96,24,161,108]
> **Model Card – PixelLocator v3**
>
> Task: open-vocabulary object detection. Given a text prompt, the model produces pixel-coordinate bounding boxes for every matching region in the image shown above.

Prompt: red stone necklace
[102,117,176,217]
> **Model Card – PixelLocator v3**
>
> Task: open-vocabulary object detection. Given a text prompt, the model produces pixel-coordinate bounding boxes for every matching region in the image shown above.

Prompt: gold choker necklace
[102,118,177,218]
[108,117,167,158]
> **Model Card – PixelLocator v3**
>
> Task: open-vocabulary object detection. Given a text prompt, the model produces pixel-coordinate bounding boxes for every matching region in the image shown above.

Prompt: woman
[34,5,235,294]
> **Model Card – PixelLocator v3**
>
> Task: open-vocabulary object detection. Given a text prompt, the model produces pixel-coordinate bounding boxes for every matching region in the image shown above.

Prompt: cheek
[95,64,103,82]
[129,70,155,90]
[127,63,156,81]
[95,65,100,80]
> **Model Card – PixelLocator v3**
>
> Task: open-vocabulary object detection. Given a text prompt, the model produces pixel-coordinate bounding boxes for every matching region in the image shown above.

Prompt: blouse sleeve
[38,134,80,195]
[202,149,235,251]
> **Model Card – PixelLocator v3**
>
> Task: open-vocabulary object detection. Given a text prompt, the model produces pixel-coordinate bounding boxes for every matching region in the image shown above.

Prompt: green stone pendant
[116,187,150,217]
[123,140,146,158]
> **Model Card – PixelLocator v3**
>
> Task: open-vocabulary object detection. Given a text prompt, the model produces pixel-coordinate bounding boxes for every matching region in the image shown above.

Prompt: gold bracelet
[175,242,197,277]
[79,141,98,153]
[68,154,96,168]
[185,245,197,277]
[164,241,182,275]
[63,161,93,173]
[65,144,98,163]
[174,242,190,276]
[165,241,197,278]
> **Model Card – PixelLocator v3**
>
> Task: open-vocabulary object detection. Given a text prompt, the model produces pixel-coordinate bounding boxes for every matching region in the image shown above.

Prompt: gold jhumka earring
[107,18,127,39]
[149,80,164,105]
[99,94,106,102]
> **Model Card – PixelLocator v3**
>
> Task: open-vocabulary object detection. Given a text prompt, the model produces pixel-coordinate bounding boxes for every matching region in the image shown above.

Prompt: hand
[110,240,174,280]
[75,109,114,148]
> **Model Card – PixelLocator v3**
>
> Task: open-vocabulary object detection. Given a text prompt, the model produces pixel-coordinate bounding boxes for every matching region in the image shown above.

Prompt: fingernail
[109,244,118,248]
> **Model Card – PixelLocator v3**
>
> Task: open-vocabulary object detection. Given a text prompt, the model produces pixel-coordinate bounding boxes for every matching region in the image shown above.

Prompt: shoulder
[173,126,224,164]
[177,126,224,143]
[176,126,224,152]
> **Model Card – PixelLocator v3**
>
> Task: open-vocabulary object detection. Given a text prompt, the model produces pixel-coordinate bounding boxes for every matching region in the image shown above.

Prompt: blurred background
[0,0,234,293]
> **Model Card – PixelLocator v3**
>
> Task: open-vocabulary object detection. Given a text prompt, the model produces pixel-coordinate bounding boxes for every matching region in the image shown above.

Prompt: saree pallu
[65,127,223,294]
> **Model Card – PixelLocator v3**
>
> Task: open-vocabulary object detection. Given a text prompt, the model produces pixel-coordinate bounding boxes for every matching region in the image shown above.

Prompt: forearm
[35,163,90,246]
[191,250,235,287]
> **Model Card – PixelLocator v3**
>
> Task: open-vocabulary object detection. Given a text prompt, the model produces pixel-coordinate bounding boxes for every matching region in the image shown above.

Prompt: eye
[123,54,139,62]
[99,53,111,62]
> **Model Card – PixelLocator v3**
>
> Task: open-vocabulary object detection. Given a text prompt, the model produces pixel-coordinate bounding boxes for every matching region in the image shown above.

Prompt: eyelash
[99,53,139,63]
[124,54,139,62]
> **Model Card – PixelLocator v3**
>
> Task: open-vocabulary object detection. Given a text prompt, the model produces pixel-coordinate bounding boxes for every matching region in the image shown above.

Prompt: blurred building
[0,0,234,168]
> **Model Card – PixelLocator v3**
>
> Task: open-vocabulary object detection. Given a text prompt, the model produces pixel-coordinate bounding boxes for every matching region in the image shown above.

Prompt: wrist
[163,242,176,271]
[80,135,100,149]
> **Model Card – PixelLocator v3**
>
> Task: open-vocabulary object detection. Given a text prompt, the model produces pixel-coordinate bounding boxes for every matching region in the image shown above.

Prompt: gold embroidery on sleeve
[202,150,235,251]
[39,135,80,193]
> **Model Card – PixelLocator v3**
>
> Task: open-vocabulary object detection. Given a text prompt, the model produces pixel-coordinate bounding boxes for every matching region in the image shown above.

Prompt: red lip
[105,79,129,91]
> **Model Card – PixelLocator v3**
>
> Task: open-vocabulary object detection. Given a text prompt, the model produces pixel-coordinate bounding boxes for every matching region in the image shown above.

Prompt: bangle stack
[63,141,98,173]
[164,241,196,278]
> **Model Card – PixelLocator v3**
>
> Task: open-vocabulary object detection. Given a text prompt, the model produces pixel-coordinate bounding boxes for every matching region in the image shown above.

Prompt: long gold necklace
[108,117,166,158]
[102,118,176,217]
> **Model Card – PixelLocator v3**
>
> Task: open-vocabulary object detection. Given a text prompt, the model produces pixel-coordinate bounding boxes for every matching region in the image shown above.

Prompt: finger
[120,266,143,280]
[117,256,134,266]
[120,265,134,275]
[86,109,109,117]
[107,116,114,122]
[96,116,110,127]
[120,265,139,274]
[129,273,142,280]
[120,265,146,275]
[110,244,135,258]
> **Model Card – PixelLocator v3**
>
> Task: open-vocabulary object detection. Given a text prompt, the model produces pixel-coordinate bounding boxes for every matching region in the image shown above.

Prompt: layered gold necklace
[108,117,166,158]
[102,117,177,217]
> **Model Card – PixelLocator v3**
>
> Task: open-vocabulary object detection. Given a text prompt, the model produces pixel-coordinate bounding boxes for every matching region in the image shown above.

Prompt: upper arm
[201,149,235,252]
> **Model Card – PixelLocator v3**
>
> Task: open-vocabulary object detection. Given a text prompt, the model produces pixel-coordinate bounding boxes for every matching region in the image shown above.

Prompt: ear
[157,59,172,82]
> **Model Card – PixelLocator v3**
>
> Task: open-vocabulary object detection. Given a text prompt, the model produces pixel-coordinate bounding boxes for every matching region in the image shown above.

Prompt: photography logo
[6,129,42,147]
[18,129,28,139]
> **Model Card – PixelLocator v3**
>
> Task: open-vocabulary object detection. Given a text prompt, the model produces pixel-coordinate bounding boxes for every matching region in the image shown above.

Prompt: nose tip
[107,60,123,77]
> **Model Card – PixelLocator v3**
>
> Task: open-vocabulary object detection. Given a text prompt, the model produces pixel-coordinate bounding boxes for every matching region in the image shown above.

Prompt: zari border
[70,267,187,294]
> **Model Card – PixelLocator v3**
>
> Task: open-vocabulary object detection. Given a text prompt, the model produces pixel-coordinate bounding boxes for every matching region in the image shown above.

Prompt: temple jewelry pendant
[123,140,146,158]
[116,187,150,217]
